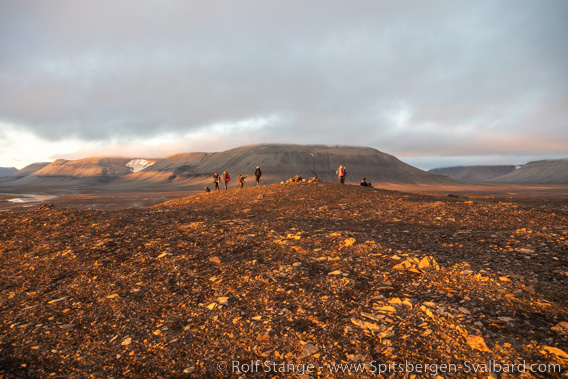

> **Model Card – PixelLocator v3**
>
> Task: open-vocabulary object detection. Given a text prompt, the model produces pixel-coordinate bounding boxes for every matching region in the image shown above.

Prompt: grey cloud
[0,0,567,163]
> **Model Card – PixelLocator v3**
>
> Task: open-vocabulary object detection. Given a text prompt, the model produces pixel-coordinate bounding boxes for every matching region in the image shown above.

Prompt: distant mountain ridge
[4,162,51,179]
[430,160,568,184]
[429,165,517,182]
[0,144,456,192]
[489,159,568,184]
[0,167,18,177]
[3,147,567,193]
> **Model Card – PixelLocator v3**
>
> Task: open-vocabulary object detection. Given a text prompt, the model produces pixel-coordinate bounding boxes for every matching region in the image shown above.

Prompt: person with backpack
[254,166,262,186]
[239,174,247,189]
[222,171,230,190]
[337,165,346,184]
[213,172,220,191]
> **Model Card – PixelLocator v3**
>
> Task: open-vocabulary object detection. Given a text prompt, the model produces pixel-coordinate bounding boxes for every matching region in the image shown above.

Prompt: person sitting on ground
[360,178,372,187]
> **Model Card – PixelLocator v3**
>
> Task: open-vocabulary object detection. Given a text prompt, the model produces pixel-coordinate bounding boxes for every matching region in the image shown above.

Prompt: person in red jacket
[222,171,230,190]
[337,165,346,184]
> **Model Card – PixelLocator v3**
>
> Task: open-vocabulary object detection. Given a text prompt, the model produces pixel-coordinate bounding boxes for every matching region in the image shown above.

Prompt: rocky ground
[1,183,567,378]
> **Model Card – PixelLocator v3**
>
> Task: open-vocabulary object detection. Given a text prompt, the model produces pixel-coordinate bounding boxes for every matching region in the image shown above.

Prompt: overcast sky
[1,1,567,170]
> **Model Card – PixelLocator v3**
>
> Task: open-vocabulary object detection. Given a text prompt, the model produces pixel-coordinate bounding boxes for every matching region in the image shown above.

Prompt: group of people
[212,166,262,190]
[337,165,372,187]
[208,164,370,191]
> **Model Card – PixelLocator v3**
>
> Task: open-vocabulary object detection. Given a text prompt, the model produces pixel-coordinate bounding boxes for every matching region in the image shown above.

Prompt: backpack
[226,173,230,182]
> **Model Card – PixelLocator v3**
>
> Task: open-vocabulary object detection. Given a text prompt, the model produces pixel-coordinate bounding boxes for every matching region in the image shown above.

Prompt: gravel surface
[1,183,567,378]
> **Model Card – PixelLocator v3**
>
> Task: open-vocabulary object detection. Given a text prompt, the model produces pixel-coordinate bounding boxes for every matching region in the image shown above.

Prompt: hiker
[254,166,262,186]
[213,172,220,191]
[239,174,247,189]
[360,178,372,187]
[222,171,230,190]
[337,165,346,184]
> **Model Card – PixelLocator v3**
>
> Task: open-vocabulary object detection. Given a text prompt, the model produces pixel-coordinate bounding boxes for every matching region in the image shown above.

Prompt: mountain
[0,162,51,183]
[6,162,50,178]
[429,165,517,182]
[0,144,458,192]
[0,167,18,177]
[0,158,132,189]
[109,144,458,191]
[489,159,568,184]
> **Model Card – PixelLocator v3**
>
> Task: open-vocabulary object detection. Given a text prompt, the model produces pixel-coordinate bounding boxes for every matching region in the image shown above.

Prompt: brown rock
[466,335,491,352]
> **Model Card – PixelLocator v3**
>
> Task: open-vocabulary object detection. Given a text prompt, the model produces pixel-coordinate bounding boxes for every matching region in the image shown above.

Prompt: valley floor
[1,182,567,212]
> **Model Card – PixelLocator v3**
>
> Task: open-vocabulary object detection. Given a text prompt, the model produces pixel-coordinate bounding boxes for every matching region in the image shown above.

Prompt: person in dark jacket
[239,174,247,189]
[213,172,220,191]
[360,178,372,187]
[254,166,262,186]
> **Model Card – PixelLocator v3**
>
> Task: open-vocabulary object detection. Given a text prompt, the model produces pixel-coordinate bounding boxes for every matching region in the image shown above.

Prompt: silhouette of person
[255,166,262,186]
[213,172,220,191]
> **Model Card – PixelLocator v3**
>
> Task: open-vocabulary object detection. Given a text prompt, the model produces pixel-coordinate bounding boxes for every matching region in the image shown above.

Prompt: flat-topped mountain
[34,157,133,179]
[1,144,457,192]
[0,158,132,189]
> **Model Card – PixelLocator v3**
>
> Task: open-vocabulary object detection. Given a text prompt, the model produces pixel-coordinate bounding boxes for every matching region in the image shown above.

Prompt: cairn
[281,175,321,184]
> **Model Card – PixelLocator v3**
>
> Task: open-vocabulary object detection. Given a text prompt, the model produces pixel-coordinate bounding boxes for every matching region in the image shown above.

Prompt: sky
[1,1,567,170]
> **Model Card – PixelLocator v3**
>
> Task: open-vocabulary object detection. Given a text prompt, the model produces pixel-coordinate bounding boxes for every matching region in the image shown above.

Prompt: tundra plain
[1,182,567,378]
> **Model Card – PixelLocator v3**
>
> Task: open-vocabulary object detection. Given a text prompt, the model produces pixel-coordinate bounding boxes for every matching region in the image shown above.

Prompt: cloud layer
[1,0,567,169]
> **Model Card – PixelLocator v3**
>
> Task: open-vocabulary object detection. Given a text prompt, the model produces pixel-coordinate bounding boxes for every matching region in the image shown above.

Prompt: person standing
[222,171,230,190]
[213,172,220,191]
[254,166,262,186]
[337,165,346,184]
[239,174,247,189]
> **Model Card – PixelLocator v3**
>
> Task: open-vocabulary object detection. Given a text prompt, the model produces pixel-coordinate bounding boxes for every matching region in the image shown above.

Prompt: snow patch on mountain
[126,159,156,173]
